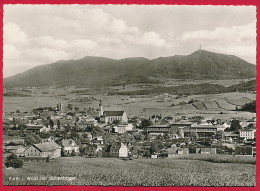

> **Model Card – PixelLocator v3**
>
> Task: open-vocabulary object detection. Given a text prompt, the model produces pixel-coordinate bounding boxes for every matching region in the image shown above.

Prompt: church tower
[99,100,103,117]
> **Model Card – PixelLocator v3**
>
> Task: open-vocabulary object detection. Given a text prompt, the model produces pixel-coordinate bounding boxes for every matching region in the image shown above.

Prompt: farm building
[62,139,80,154]
[25,142,61,159]
[196,148,216,154]
[15,146,28,157]
[3,146,20,153]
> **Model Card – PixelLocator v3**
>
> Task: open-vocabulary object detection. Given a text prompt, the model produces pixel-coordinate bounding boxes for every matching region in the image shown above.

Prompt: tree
[25,134,42,145]
[112,120,120,126]
[150,142,159,154]
[230,120,242,132]
[5,153,23,168]
[57,119,61,129]
[190,132,199,141]
[169,126,181,137]
[75,107,80,112]
[190,116,204,124]
[216,130,224,140]
[71,149,76,157]
[68,104,73,111]
[140,119,152,130]
[49,119,54,128]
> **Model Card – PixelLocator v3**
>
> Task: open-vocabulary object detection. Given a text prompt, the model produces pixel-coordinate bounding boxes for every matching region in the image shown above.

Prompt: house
[26,124,50,133]
[61,139,80,154]
[151,154,158,159]
[167,147,189,157]
[223,132,239,142]
[3,146,20,153]
[239,129,256,140]
[15,146,28,157]
[113,123,133,134]
[105,142,128,158]
[25,142,61,160]
[235,146,253,156]
[196,148,216,154]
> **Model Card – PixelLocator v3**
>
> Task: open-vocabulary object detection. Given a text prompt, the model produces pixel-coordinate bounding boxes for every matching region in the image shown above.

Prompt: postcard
[1,1,258,190]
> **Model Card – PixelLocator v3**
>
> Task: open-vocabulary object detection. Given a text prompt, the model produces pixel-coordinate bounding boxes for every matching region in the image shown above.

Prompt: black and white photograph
[2,4,256,186]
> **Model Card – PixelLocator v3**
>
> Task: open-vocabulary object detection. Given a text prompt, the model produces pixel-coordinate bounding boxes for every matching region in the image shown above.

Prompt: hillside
[4,50,256,87]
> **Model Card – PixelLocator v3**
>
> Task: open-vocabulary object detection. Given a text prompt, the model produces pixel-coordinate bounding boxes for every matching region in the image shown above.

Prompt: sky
[3,5,256,77]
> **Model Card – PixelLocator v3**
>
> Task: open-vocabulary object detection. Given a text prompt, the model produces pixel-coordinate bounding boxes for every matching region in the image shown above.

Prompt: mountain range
[4,50,256,87]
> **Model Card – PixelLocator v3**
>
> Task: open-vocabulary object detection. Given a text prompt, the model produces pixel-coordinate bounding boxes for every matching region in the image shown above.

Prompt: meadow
[3,156,255,186]
[4,92,256,120]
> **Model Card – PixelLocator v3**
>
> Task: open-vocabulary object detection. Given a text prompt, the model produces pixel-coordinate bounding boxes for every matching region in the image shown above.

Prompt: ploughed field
[3,156,255,186]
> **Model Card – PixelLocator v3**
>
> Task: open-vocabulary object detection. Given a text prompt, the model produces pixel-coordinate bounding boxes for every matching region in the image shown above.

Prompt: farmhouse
[25,142,61,159]
[61,139,80,154]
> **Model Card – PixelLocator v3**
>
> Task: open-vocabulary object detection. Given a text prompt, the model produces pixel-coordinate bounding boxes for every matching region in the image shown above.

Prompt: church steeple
[99,100,103,117]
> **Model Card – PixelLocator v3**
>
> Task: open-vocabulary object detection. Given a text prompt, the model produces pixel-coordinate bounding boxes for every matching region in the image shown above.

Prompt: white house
[61,139,80,154]
[113,123,133,134]
[119,142,128,158]
[239,129,256,140]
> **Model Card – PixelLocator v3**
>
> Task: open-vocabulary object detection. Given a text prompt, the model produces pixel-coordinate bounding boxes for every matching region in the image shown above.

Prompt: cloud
[4,22,27,44]
[179,22,256,63]
[181,22,255,44]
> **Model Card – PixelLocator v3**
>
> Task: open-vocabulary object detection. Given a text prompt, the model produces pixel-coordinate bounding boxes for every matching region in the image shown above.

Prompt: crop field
[3,156,255,186]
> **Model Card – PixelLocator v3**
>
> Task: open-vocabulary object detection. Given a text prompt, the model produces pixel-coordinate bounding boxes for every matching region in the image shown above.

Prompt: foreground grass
[3,156,255,186]
[174,154,256,164]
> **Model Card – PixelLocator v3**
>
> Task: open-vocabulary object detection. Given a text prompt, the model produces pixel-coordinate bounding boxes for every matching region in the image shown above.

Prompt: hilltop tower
[99,100,103,117]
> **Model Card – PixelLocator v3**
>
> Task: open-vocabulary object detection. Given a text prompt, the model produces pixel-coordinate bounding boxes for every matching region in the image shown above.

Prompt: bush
[5,153,23,168]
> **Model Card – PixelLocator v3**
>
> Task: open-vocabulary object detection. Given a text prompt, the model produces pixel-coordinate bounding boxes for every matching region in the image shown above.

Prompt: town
[3,99,256,164]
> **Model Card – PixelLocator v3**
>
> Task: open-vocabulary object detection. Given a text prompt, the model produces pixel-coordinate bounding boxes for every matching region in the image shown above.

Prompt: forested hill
[4,50,256,87]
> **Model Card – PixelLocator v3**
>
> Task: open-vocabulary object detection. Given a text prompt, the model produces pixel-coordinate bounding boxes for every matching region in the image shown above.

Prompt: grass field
[3,156,255,186]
